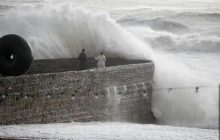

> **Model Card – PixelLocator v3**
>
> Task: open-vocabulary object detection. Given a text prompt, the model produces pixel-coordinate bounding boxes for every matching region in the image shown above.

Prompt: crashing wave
[0,4,152,59]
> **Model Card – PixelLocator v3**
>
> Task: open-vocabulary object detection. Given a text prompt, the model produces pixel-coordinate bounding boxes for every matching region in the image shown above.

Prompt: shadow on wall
[28,58,152,74]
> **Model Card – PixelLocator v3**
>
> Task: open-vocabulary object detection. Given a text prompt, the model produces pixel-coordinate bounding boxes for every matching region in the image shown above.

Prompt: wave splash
[0,4,152,59]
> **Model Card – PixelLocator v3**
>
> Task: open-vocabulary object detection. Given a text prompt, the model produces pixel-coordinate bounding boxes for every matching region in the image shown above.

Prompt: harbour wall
[0,60,155,125]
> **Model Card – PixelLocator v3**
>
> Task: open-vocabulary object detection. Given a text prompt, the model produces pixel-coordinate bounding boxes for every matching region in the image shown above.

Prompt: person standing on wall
[78,49,87,70]
[95,51,106,68]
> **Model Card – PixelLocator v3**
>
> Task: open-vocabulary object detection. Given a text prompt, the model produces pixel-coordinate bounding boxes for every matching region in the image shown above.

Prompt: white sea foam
[0,5,152,59]
[0,122,218,140]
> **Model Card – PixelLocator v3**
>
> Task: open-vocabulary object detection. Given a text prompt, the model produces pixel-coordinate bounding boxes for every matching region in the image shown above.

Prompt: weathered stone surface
[0,62,155,125]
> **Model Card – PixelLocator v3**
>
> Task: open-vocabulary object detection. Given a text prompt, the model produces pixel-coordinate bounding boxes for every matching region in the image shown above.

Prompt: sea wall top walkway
[28,58,151,74]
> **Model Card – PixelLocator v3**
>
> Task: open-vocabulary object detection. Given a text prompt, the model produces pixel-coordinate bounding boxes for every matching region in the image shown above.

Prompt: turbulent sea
[0,0,219,129]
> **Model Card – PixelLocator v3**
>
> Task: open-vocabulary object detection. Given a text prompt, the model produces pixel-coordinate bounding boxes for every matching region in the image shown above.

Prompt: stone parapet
[0,63,155,125]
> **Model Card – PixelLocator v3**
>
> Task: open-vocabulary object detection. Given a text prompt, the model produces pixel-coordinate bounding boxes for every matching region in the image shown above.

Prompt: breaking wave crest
[150,33,220,52]
[118,17,189,33]
[0,4,152,59]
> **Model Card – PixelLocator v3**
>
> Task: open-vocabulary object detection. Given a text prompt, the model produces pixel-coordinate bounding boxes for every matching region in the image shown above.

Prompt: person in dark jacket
[78,49,87,70]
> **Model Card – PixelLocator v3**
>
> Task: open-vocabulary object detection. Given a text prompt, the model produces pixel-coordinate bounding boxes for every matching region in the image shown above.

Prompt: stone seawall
[0,63,155,125]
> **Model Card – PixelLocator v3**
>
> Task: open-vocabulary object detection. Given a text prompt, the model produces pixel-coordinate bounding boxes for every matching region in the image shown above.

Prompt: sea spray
[0,4,152,59]
[127,25,219,128]
[151,53,219,128]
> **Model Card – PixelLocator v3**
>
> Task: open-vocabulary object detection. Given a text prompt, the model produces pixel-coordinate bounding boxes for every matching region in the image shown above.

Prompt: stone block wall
[0,63,155,125]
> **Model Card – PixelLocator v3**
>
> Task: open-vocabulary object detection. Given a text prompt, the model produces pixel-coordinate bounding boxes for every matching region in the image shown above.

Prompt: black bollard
[0,34,33,76]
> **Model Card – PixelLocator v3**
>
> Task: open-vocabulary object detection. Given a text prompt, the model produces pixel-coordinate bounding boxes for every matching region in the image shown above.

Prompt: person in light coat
[95,52,106,68]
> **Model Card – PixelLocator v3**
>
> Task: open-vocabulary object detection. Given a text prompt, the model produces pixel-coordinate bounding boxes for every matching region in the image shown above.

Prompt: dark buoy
[0,34,33,76]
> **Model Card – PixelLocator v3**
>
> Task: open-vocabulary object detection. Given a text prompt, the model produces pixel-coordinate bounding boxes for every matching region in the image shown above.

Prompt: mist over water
[0,1,219,129]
